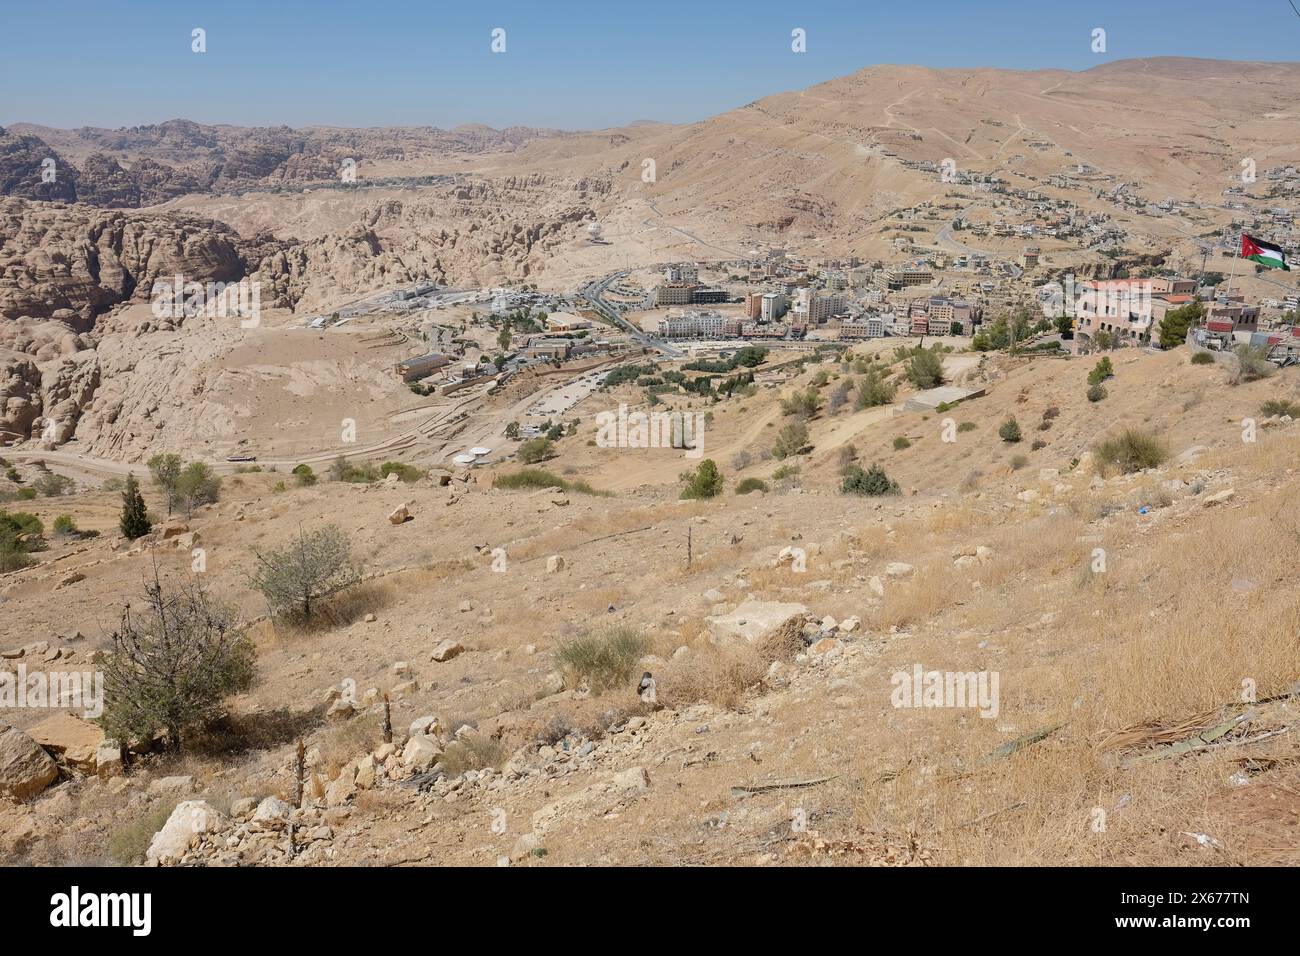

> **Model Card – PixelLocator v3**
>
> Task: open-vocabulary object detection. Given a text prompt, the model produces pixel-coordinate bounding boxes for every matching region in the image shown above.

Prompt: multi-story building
[760,292,789,322]
[655,283,694,306]
[876,267,935,291]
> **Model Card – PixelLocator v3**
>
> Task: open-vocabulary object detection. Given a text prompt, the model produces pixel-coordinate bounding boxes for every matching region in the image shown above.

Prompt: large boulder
[145,800,226,865]
[0,723,59,801]
[26,713,104,772]
[706,600,808,645]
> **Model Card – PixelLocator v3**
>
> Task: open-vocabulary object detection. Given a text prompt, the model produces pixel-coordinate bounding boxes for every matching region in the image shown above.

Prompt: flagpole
[1223,232,1242,300]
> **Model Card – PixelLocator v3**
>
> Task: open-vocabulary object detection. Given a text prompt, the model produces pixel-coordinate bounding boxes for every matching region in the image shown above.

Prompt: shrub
[517,437,554,464]
[292,464,317,487]
[493,469,609,496]
[554,625,647,693]
[33,472,74,497]
[772,420,810,460]
[0,509,43,571]
[1231,344,1276,384]
[108,802,179,865]
[841,463,899,496]
[99,569,255,751]
[1087,383,1107,403]
[1030,439,1046,451]
[780,389,820,418]
[1087,357,1114,386]
[52,514,78,537]
[855,366,897,408]
[998,417,1022,443]
[772,463,801,481]
[1190,350,1215,365]
[119,473,150,540]
[680,459,724,499]
[892,436,911,450]
[1011,454,1030,470]
[1042,406,1060,420]
[1094,428,1169,475]
[379,461,424,483]
[735,477,768,495]
[1261,398,1300,418]
[905,348,946,389]
[248,525,361,624]
[957,421,977,433]
[16,487,36,501]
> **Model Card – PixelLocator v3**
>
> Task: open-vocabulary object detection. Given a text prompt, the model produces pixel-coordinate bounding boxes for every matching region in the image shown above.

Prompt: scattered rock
[146,801,225,865]
[0,722,60,801]
[430,640,465,663]
[546,555,566,573]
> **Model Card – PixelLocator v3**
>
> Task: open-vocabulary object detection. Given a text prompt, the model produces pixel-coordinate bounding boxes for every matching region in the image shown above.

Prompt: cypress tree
[120,472,150,539]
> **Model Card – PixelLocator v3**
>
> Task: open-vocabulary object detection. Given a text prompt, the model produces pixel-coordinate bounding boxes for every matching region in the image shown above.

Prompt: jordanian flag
[1241,233,1290,271]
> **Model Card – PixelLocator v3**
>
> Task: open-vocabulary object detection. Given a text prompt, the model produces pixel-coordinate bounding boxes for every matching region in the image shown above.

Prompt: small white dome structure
[587,222,603,240]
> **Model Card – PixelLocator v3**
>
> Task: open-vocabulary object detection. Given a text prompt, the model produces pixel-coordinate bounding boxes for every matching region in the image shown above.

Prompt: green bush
[1261,398,1300,418]
[841,463,900,497]
[1231,344,1275,384]
[16,487,37,501]
[1087,383,1107,403]
[735,477,769,495]
[52,514,78,537]
[1094,428,1169,475]
[892,436,911,450]
[248,525,361,625]
[493,469,609,496]
[1190,351,1215,365]
[680,459,724,500]
[554,626,647,694]
[998,417,1022,443]
[780,389,820,418]
[772,421,810,460]
[175,462,221,515]
[379,461,425,483]
[33,472,74,497]
[292,464,318,487]
[957,421,977,433]
[1087,357,1114,386]
[905,347,946,389]
[855,366,897,409]
[0,509,44,571]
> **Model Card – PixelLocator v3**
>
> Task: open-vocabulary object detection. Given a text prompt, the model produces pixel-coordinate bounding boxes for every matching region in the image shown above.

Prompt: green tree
[175,462,221,517]
[147,453,183,515]
[1157,300,1205,349]
[999,417,1022,443]
[679,459,724,499]
[518,437,554,464]
[99,568,254,752]
[906,347,945,389]
[119,473,150,540]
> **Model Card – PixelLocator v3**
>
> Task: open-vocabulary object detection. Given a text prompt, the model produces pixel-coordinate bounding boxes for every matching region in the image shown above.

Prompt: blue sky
[2,0,1297,130]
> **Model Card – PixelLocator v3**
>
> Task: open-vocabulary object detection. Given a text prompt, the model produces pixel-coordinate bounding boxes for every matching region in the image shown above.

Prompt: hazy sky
[3,0,1298,130]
